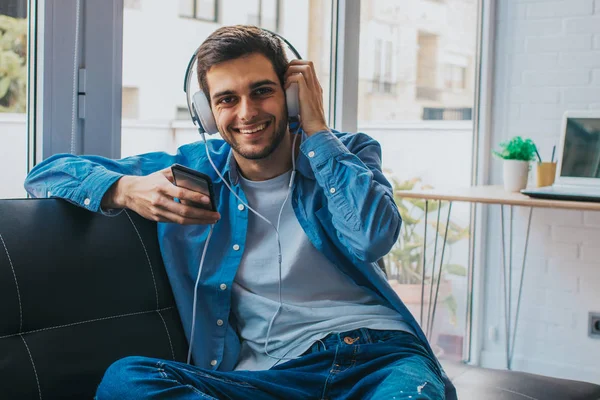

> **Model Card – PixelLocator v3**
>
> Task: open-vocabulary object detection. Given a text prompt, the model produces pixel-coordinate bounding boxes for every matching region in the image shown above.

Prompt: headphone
[183,29,302,136]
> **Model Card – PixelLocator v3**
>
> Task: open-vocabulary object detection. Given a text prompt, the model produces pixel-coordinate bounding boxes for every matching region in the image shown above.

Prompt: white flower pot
[503,160,529,192]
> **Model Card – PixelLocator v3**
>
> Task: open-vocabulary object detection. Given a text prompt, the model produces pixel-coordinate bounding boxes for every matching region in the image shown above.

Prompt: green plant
[0,14,28,113]
[493,136,538,161]
[387,176,469,324]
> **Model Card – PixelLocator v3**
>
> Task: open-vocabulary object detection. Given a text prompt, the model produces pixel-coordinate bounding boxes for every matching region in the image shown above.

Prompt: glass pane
[358,0,479,362]
[0,0,29,199]
[260,0,278,31]
[178,0,194,18]
[195,0,216,21]
[121,0,332,157]
[244,0,260,26]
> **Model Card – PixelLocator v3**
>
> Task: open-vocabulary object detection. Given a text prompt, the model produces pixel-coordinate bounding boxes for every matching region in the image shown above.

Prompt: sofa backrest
[0,198,189,399]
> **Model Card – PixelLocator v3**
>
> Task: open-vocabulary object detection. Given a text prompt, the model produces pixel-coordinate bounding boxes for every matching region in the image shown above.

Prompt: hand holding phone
[171,164,217,212]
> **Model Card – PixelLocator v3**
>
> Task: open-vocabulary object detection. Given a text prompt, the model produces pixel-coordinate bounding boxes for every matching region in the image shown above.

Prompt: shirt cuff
[77,169,124,214]
[300,130,348,166]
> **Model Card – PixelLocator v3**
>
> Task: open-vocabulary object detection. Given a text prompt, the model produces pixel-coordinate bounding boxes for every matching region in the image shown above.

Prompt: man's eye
[218,97,234,105]
[254,87,273,96]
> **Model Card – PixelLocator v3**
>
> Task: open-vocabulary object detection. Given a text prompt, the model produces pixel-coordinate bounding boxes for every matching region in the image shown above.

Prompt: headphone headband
[184,28,302,95]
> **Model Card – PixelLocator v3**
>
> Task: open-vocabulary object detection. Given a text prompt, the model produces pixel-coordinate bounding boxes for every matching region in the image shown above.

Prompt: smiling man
[25,26,455,399]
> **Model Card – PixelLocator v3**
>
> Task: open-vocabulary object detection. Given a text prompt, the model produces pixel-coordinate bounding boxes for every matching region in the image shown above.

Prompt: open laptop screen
[561,117,600,178]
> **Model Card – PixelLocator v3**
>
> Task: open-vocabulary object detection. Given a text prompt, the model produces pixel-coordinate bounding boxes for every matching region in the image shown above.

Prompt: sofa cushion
[443,361,600,400]
[0,199,189,399]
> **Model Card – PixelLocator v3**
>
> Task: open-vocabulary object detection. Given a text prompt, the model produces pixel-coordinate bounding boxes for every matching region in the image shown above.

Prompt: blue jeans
[96,328,445,399]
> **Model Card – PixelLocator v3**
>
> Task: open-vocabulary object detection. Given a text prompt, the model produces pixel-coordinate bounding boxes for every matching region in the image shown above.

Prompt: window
[444,64,467,90]
[367,21,397,96]
[245,0,280,31]
[179,0,218,22]
[122,0,332,157]
[0,0,30,199]
[416,32,440,102]
[358,0,479,362]
[121,87,140,119]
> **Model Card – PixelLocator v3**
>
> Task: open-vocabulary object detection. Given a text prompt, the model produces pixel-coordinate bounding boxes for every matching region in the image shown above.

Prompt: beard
[227,116,289,160]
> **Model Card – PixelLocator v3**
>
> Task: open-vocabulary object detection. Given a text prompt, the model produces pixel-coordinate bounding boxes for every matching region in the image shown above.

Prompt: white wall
[482,0,600,383]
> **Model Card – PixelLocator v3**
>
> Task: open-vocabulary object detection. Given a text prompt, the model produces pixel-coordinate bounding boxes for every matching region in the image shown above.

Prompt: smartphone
[171,164,216,211]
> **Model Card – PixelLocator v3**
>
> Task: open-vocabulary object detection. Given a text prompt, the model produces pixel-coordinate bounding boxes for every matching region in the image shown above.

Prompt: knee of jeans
[96,356,156,399]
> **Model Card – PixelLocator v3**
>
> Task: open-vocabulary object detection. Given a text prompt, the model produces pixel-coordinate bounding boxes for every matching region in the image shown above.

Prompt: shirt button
[233,244,240,251]
[220,283,227,290]
[329,187,336,194]
[308,151,315,158]
[238,204,245,211]
[216,319,223,326]
[84,198,91,206]
[210,359,217,366]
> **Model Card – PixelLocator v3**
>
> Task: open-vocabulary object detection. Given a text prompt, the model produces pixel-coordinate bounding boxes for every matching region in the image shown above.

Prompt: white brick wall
[485,0,600,383]
[526,0,594,18]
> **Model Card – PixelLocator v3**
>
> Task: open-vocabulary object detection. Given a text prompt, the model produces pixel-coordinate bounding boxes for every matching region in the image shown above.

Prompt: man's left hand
[284,60,330,136]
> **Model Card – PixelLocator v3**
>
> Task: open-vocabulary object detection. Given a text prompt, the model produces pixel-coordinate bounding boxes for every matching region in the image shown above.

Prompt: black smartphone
[171,164,216,211]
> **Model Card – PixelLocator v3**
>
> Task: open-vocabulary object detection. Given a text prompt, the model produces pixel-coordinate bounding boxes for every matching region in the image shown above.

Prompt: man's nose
[239,97,259,122]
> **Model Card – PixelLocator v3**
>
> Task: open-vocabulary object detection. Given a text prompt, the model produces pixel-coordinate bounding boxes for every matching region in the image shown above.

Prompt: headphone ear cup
[192,91,219,135]
[285,82,300,121]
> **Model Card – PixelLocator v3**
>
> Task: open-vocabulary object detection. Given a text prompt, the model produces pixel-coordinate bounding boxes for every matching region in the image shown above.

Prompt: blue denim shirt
[24,130,456,398]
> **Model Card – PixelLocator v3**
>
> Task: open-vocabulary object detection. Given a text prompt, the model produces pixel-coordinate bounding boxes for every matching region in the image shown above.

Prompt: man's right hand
[101,167,220,225]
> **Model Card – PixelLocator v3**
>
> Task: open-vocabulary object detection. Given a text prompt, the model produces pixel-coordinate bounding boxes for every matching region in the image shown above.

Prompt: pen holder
[536,162,556,187]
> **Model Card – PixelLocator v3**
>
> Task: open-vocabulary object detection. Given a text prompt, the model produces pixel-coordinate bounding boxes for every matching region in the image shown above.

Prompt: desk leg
[500,205,533,370]
[421,200,453,339]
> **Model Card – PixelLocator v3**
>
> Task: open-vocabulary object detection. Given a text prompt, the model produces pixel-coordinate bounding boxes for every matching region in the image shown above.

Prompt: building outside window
[246,0,279,32]
[179,0,218,22]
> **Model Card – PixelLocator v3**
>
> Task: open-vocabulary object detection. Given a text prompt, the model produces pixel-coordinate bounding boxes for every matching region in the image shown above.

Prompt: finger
[285,72,311,105]
[158,199,221,223]
[286,61,319,89]
[285,65,317,90]
[158,167,175,183]
[153,207,220,225]
[163,182,212,206]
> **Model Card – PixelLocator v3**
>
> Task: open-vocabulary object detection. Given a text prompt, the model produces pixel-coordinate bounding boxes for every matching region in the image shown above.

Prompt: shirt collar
[220,151,240,185]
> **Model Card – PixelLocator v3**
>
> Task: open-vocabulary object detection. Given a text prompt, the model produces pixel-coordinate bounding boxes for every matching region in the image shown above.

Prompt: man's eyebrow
[249,79,278,90]
[211,80,278,100]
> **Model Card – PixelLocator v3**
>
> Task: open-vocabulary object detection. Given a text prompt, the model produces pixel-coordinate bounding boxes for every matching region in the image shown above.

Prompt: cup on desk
[535,162,556,187]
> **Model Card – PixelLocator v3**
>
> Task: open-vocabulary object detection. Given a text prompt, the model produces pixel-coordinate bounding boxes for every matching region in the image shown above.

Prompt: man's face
[206,53,288,160]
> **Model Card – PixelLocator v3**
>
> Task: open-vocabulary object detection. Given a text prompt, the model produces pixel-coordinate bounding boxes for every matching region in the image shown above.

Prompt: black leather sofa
[1,198,599,399]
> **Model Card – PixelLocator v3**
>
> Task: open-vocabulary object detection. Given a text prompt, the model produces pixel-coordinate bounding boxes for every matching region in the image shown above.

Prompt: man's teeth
[239,123,266,134]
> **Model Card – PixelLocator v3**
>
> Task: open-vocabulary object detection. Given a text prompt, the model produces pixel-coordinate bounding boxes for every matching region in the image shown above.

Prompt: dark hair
[196,25,288,99]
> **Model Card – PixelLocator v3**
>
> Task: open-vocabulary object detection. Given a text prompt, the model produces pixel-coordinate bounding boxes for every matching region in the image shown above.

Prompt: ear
[192,91,219,135]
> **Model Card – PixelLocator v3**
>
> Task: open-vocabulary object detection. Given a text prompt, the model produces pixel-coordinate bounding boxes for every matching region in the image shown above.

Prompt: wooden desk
[395,185,600,370]
[396,184,600,211]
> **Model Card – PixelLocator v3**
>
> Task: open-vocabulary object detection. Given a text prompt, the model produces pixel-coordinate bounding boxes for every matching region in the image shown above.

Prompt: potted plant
[493,136,538,192]
[388,177,469,346]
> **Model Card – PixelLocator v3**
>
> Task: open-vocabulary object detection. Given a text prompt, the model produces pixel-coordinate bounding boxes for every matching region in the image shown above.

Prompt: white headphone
[183,29,301,136]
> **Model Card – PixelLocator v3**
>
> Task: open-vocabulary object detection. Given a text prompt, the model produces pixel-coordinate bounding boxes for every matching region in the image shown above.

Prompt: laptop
[521,110,600,202]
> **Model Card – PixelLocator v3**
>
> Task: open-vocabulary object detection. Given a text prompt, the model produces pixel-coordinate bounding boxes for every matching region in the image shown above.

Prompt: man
[25,26,454,399]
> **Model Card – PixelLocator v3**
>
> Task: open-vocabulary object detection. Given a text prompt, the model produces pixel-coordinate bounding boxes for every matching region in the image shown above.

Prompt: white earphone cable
[187,222,214,364]
[187,127,300,366]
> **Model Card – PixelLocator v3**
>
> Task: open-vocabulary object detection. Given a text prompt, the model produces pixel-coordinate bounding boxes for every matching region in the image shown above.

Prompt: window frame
[178,0,218,23]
